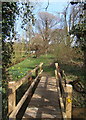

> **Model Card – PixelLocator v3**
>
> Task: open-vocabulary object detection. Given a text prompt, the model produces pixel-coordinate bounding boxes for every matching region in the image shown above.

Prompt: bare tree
[36,12,60,53]
[30,33,44,57]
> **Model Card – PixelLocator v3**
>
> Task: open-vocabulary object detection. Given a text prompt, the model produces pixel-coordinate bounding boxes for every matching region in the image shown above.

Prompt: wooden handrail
[8,63,43,93]
[9,70,43,119]
[55,63,72,120]
[8,63,43,116]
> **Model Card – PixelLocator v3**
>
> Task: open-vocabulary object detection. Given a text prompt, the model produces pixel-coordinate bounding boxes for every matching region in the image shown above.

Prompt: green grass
[59,62,85,83]
[9,53,85,83]
[8,54,55,81]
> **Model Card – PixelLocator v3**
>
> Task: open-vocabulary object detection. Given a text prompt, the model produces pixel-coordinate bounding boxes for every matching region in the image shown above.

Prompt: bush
[52,43,82,64]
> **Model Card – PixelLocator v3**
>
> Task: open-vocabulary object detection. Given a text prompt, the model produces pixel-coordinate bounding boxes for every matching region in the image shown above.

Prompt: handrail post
[66,84,72,119]
[55,63,59,71]
[35,69,39,77]
[39,63,42,71]
[29,76,32,84]
[8,81,16,114]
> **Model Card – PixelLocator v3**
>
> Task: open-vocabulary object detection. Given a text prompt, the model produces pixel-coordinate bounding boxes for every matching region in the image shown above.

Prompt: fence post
[39,64,42,71]
[55,70,58,79]
[66,84,72,119]
[55,63,59,71]
[8,81,16,114]
[35,69,38,77]
[28,76,32,85]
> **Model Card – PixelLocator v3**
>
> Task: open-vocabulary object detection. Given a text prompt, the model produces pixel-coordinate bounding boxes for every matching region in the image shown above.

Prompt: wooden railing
[55,63,72,120]
[8,63,43,119]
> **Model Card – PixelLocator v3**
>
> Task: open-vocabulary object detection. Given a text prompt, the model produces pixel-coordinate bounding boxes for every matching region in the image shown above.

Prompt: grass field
[8,53,85,83]
[8,54,55,81]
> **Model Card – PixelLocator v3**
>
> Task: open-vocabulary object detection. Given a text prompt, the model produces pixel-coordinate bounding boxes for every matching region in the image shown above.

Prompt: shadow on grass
[26,66,35,69]
[59,63,84,77]
[43,61,83,77]
[43,65,55,76]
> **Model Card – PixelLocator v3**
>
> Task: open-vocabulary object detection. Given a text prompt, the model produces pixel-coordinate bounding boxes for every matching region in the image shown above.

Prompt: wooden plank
[32,63,43,73]
[58,86,67,120]
[35,69,39,77]
[9,70,43,119]
[55,63,59,69]
[66,84,72,119]
[14,72,32,91]
[9,63,43,93]
[15,63,43,90]
[55,70,66,99]
[8,81,16,114]
[55,70,66,120]
[8,63,43,115]
[55,70,58,79]
[39,63,43,70]
[23,76,62,119]
[55,63,66,86]
[8,72,33,114]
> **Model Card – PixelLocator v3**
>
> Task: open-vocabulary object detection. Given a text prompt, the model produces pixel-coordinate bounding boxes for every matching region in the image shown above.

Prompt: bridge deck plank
[23,76,62,119]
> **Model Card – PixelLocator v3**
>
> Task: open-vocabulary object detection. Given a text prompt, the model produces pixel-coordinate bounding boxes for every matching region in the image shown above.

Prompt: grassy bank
[8,54,55,81]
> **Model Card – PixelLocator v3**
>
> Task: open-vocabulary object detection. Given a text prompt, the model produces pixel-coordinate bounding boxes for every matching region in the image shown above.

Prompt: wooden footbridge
[8,63,72,120]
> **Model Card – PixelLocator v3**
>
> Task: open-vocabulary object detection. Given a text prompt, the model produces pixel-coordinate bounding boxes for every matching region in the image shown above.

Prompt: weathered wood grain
[23,76,62,119]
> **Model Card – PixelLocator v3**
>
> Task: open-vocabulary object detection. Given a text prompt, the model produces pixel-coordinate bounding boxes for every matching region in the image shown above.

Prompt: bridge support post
[35,69,38,77]
[8,81,16,114]
[66,84,72,119]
